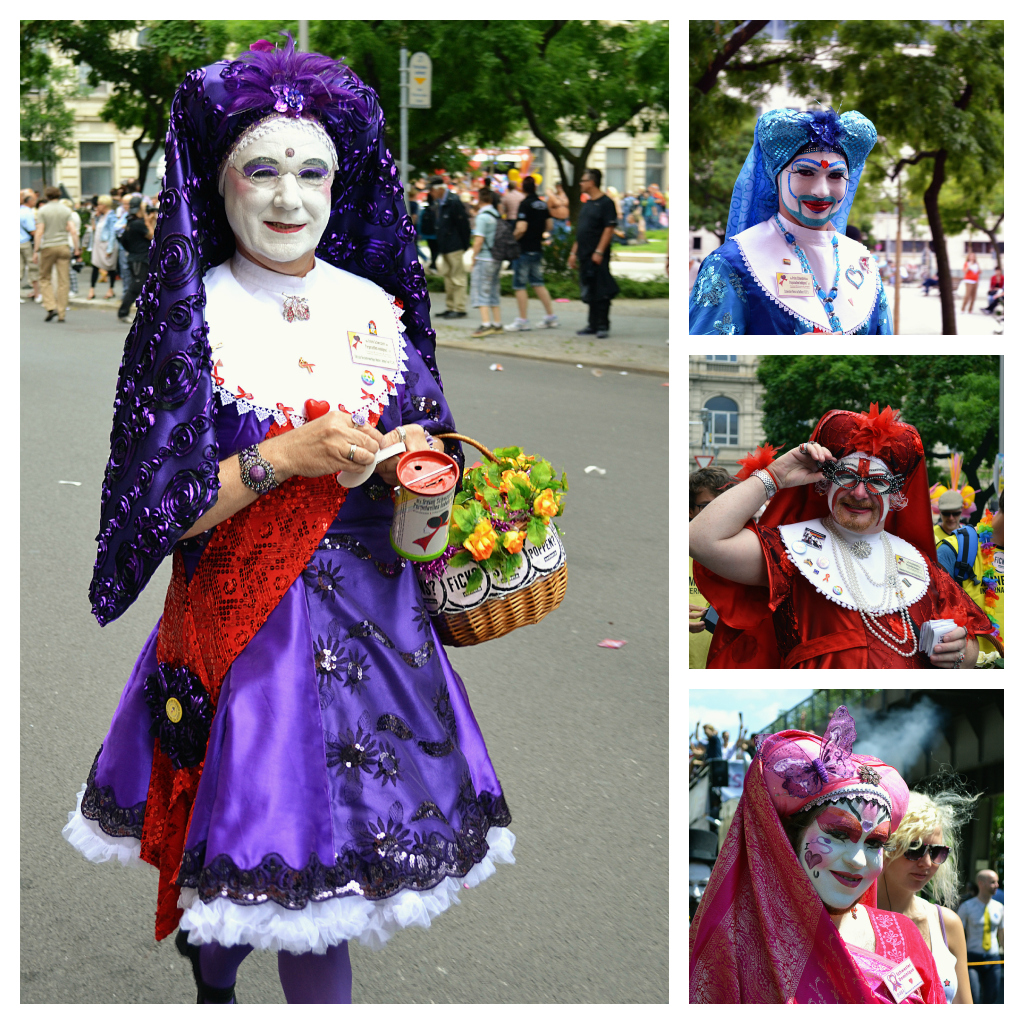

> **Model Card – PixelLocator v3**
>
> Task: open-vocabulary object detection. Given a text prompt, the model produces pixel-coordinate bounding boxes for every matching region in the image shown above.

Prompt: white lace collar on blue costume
[732,219,881,334]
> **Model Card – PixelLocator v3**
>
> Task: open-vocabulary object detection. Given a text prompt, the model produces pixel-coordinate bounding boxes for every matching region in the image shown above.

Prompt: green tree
[23,20,229,188]
[756,354,1000,518]
[487,20,668,224]
[20,61,77,190]
[217,21,527,183]
[689,116,755,243]
[937,163,1004,274]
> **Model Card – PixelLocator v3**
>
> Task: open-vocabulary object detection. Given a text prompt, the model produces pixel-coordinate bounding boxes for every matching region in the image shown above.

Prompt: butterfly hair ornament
[756,705,909,827]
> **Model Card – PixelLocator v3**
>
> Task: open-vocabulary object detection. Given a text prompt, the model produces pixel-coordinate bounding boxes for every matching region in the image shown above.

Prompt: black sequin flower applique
[433,681,457,739]
[340,649,370,695]
[143,662,213,770]
[325,720,379,782]
[412,605,431,634]
[373,741,402,787]
[302,558,343,601]
[313,634,345,709]
[351,800,413,863]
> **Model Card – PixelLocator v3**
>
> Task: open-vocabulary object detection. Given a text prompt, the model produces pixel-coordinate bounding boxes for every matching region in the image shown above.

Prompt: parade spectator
[961,256,980,313]
[87,195,119,300]
[958,869,1003,1003]
[567,168,619,339]
[546,180,570,238]
[429,175,470,319]
[20,189,40,302]
[114,193,132,292]
[116,195,156,322]
[922,272,940,296]
[983,268,1004,315]
[419,192,438,270]
[702,723,722,760]
[878,789,978,1002]
[506,175,558,332]
[690,405,991,668]
[33,185,80,323]
[689,465,735,668]
[468,187,503,337]
[62,199,83,296]
[499,178,525,222]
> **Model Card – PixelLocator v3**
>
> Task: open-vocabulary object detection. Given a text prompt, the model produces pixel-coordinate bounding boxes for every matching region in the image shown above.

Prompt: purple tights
[199,940,352,1003]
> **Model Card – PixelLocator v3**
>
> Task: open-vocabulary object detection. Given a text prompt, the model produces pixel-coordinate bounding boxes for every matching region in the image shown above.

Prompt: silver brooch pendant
[282,295,310,323]
[851,540,872,559]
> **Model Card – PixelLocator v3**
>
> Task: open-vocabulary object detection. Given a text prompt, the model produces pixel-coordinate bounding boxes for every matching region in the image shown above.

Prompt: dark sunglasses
[904,843,950,865]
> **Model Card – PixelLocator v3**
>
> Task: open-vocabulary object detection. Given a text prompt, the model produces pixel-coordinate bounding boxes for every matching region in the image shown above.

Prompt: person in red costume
[691,705,947,1003]
[689,403,993,668]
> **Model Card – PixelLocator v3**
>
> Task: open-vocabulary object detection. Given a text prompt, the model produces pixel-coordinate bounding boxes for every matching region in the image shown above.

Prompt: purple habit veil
[90,36,446,626]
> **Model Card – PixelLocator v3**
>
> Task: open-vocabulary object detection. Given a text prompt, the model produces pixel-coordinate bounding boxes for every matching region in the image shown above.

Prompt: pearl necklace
[826,517,917,657]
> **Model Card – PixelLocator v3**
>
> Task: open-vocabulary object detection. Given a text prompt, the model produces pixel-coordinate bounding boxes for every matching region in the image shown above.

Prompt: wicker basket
[426,433,569,647]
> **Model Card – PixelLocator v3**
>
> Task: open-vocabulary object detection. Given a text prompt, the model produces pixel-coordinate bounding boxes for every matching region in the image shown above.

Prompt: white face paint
[220,122,336,267]
[799,793,891,911]
[828,452,892,534]
[777,150,850,230]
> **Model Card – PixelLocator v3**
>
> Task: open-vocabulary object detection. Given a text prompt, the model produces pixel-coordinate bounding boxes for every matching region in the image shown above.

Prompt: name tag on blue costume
[776,272,814,297]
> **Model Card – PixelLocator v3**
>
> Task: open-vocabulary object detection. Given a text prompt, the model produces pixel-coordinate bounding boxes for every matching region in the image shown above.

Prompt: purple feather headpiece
[88,34,449,626]
[797,107,849,163]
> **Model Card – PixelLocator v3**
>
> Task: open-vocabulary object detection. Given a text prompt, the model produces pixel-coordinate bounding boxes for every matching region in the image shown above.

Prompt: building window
[80,141,113,197]
[692,236,702,251]
[705,355,738,362]
[605,147,627,195]
[704,395,739,445]
[645,148,665,188]
[21,156,46,192]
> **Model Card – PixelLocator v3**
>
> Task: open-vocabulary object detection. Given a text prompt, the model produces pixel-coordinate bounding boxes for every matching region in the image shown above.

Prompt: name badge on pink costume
[881,957,924,1003]
[776,272,815,297]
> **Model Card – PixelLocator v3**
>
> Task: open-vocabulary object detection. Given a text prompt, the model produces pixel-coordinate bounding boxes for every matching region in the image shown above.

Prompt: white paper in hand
[918,619,957,655]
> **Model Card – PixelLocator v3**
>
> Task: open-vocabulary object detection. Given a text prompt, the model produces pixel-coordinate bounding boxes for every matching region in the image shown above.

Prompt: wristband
[751,469,778,501]
[238,444,278,495]
[764,465,781,490]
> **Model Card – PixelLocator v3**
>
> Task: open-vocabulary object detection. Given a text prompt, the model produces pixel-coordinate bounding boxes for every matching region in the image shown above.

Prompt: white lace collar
[731,219,880,334]
[778,517,930,614]
[203,253,408,428]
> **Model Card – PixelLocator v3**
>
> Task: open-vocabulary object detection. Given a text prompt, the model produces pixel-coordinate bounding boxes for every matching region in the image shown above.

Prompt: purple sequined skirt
[64,510,514,953]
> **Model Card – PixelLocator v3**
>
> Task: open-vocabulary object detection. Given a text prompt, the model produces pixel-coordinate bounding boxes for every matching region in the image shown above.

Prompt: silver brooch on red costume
[282,295,310,323]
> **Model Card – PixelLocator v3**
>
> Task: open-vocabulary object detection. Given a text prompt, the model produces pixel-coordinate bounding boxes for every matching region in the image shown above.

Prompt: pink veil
[689,739,879,1003]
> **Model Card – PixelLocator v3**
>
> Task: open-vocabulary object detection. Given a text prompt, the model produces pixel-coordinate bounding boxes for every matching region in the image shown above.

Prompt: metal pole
[399,48,409,216]
[298,20,308,52]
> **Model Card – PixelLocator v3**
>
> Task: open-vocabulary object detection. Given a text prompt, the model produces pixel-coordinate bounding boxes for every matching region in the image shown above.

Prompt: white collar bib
[778,517,930,613]
[203,253,408,427]
[732,219,880,333]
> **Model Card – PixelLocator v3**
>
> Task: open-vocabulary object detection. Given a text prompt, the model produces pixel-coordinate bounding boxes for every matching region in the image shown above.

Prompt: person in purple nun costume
[62,36,514,1004]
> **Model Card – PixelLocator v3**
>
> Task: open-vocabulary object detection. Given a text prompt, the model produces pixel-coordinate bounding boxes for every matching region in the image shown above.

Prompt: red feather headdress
[734,443,782,481]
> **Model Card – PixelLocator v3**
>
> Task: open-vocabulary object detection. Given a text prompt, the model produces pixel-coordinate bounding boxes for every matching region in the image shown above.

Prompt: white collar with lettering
[778,517,930,613]
[731,218,880,333]
[203,252,408,428]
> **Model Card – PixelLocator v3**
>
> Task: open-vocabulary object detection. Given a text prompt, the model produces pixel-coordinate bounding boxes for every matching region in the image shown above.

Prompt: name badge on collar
[776,272,815,297]
[881,957,924,1003]
[894,553,927,582]
[348,330,398,370]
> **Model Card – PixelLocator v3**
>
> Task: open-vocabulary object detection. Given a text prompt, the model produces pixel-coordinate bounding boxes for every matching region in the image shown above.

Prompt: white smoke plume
[851,695,947,778]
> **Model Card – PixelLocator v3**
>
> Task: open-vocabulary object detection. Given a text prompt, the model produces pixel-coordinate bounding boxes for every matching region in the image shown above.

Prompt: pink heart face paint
[798,792,891,911]
[221,122,336,266]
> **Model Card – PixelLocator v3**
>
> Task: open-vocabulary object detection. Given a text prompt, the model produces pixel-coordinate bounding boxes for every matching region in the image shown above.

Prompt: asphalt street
[21,300,669,1004]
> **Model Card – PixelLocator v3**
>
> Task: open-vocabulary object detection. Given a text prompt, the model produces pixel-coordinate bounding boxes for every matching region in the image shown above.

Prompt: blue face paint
[778,154,849,229]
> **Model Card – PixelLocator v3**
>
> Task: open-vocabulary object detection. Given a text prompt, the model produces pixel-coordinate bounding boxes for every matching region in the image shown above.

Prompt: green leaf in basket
[561,470,569,491]
[448,549,472,569]
[526,516,548,548]
[452,503,477,532]
[497,552,522,581]
[505,484,528,511]
[480,484,503,509]
[493,446,522,460]
[464,567,484,594]
[530,462,552,489]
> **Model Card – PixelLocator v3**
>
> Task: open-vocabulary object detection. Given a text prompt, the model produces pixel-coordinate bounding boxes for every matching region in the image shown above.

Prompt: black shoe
[117,314,130,322]
[436,310,455,319]
[45,310,57,322]
[576,326,597,335]
[451,311,467,318]
[596,329,609,338]
[175,929,238,1004]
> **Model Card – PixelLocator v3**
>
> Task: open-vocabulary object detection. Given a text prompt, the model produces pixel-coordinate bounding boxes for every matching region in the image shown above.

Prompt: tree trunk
[921,149,956,334]
[133,136,162,192]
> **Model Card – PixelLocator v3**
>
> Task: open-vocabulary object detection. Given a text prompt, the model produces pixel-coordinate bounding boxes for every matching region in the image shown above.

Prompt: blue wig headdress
[89,36,445,625]
[726,107,877,237]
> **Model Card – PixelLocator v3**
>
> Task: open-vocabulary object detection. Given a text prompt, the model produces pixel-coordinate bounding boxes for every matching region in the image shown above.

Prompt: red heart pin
[820,159,828,168]
[304,399,330,420]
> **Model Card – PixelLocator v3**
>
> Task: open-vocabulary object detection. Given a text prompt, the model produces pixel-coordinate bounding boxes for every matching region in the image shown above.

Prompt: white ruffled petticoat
[63,782,515,954]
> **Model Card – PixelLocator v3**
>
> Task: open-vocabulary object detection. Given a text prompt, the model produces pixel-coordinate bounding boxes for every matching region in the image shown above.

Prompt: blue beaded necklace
[774,213,843,333]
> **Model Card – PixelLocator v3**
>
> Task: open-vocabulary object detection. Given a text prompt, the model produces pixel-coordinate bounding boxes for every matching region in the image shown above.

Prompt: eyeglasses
[820,459,904,495]
[904,843,950,865]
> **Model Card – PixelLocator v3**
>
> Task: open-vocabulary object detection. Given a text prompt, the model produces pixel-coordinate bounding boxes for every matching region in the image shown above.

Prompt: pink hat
[756,706,910,829]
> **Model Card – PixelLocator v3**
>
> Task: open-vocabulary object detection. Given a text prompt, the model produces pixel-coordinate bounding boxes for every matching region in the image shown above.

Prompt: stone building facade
[688,355,765,476]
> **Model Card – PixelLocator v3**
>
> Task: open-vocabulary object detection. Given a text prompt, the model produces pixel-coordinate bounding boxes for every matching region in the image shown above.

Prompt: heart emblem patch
[845,267,865,289]
[304,399,331,420]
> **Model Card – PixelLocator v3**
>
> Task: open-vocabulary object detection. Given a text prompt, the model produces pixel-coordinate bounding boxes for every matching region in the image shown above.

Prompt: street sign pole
[399,48,409,214]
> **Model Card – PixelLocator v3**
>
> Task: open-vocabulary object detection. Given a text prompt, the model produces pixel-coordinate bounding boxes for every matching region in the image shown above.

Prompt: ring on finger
[348,444,357,461]
[397,425,407,444]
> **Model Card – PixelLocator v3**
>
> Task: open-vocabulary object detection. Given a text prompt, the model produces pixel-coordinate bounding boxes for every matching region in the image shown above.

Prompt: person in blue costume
[691,108,893,335]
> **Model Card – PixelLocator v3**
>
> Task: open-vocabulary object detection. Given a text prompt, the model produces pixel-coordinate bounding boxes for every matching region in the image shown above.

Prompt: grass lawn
[615,227,668,254]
